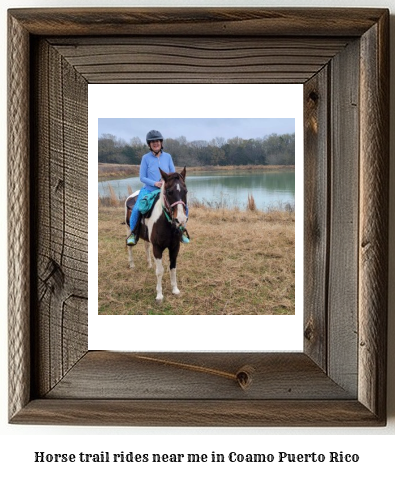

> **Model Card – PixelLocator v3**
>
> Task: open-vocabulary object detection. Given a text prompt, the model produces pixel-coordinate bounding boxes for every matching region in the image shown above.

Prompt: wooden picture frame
[8,8,389,426]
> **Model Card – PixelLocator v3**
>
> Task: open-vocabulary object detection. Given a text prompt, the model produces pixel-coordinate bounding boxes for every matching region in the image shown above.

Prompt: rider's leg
[127,189,147,246]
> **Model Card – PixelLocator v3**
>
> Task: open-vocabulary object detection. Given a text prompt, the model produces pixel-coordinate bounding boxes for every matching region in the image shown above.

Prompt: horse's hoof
[172,288,180,295]
[156,295,164,303]
[129,263,135,269]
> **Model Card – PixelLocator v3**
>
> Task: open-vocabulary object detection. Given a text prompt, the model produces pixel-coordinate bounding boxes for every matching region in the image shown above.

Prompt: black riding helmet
[146,130,164,145]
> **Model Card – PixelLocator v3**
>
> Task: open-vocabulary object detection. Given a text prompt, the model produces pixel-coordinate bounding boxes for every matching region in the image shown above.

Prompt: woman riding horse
[127,129,189,246]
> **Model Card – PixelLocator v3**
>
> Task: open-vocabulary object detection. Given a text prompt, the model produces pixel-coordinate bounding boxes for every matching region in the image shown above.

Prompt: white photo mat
[88,84,304,352]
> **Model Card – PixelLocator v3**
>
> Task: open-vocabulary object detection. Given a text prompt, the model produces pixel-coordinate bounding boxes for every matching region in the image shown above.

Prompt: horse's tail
[125,190,140,227]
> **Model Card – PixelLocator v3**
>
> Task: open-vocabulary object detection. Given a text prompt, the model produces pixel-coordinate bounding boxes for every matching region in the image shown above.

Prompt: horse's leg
[153,246,164,302]
[170,269,180,295]
[144,241,152,268]
[169,244,181,295]
[126,225,135,269]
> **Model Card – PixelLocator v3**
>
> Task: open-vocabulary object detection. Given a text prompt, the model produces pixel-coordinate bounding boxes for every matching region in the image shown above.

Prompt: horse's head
[159,167,188,228]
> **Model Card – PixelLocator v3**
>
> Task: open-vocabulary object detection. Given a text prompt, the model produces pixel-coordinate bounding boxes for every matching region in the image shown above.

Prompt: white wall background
[1,0,394,476]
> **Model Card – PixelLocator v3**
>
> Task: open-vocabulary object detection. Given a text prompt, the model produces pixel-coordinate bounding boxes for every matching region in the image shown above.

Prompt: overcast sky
[98,118,295,144]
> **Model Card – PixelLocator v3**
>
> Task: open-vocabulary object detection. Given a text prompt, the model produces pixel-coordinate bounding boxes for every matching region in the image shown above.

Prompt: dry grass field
[98,163,139,181]
[98,203,295,315]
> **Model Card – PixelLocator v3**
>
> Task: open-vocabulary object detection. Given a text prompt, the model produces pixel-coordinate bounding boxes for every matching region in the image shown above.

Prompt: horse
[125,167,188,302]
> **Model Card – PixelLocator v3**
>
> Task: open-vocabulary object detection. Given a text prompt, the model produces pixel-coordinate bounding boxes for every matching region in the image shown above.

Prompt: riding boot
[180,228,190,244]
[126,214,141,246]
[126,232,138,246]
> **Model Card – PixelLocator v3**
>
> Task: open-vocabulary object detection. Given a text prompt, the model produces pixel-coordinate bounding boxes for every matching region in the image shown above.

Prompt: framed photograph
[8,8,389,426]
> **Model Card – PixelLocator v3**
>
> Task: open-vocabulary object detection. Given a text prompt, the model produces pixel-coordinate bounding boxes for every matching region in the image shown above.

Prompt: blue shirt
[139,151,176,191]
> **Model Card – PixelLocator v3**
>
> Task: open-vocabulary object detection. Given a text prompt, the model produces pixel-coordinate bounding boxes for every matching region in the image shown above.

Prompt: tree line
[98,133,295,167]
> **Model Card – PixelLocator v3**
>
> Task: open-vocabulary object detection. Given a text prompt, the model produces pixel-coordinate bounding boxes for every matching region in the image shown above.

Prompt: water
[98,169,295,211]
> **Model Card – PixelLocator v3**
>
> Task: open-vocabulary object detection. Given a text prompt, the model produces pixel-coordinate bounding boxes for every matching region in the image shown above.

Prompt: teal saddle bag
[138,189,161,216]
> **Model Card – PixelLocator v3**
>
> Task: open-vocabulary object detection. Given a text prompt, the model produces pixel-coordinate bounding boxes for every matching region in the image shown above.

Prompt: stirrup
[126,233,137,246]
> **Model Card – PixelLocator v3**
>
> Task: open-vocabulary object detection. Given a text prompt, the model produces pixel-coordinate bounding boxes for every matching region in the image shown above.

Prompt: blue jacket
[140,151,175,191]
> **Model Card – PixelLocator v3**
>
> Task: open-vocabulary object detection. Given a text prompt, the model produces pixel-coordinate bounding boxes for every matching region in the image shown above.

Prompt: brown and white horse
[125,167,188,302]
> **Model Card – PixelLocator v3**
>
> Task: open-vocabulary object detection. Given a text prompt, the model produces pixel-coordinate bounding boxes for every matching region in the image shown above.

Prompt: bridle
[161,177,188,229]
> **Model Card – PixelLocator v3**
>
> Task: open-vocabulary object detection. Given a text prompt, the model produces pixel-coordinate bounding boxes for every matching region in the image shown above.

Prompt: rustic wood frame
[8,8,389,426]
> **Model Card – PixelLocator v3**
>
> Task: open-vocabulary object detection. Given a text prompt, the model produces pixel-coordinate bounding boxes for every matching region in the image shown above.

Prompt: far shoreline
[98,163,295,182]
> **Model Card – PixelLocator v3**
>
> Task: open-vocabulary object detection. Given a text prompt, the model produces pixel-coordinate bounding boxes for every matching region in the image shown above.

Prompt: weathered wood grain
[46,352,354,400]
[327,39,360,396]
[8,12,31,421]
[49,37,350,84]
[359,12,389,420]
[30,39,88,397]
[8,7,387,37]
[11,399,383,427]
[303,67,329,370]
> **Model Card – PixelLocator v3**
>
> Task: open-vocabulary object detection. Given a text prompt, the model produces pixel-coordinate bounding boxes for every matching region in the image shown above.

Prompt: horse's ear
[159,168,169,182]
[180,166,187,180]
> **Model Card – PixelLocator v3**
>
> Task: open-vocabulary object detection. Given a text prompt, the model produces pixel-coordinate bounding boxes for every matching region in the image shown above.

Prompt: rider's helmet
[146,130,164,145]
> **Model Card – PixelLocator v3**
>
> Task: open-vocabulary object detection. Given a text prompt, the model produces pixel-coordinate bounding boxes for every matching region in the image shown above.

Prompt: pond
[98,169,295,211]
